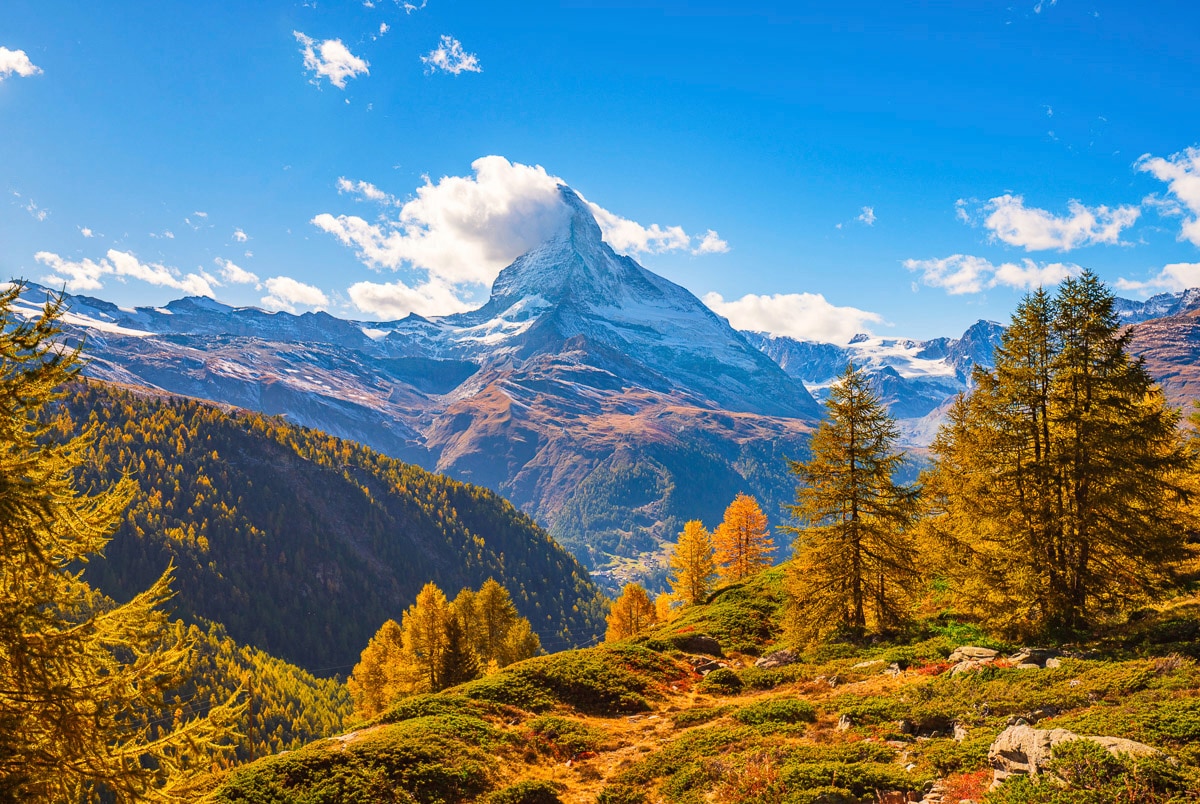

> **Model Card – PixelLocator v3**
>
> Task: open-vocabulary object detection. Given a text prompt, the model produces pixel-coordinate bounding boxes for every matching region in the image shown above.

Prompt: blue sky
[2,1,1199,341]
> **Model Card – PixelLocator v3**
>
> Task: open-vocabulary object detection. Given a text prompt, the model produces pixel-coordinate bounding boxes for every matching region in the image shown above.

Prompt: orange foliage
[713,492,773,583]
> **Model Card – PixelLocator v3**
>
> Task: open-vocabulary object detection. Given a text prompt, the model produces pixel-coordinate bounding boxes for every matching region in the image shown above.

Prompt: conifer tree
[438,612,479,688]
[926,272,1191,634]
[400,581,452,693]
[785,363,919,640]
[668,519,716,606]
[605,583,657,642]
[0,283,240,801]
[474,578,522,666]
[347,619,407,719]
[713,492,773,582]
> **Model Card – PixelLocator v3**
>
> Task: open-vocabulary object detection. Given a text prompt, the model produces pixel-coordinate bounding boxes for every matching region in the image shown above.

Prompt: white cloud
[294,31,369,89]
[1033,0,1057,12]
[904,254,1082,295]
[703,291,884,345]
[312,156,727,316]
[421,35,481,75]
[79,226,94,238]
[692,229,730,255]
[261,276,328,313]
[25,199,47,222]
[857,206,876,226]
[336,177,397,205]
[1115,262,1200,294]
[348,278,473,319]
[1137,147,1200,246]
[35,249,215,296]
[215,258,260,287]
[193,211,208,218]
[0,47,41,81]
[976,194,1140,251]
[233,228,249,242]
[585,202,690,254]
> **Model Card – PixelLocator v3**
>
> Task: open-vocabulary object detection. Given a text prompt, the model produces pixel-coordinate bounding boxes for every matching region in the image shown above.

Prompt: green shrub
[732,699,817,726]
[783,787,858,804]
[780,760,925,797]
[740,666,784,690]
[486,780,563,804]
[526,715,606,757]
[697,668,743,694]
[670,706,731,728]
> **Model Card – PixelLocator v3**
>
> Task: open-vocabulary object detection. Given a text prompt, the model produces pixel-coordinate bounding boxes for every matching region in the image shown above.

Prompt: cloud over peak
[36,249,215,297]
[313,156,730,319]
[703,291,884,345]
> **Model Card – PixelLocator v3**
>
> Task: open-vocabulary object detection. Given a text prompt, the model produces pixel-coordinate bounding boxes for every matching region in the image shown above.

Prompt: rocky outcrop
[988,724,1162,786]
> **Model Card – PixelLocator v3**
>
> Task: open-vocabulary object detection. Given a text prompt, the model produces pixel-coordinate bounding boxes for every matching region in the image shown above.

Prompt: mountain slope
[205,563,1200,803]
[15,190,820,586]
[61,381,607,671]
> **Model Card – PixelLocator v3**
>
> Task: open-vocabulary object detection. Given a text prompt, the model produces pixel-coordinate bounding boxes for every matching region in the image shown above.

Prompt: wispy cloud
[421,35,481,75]
[36,249,215,296]
[233,228,249,243]
[703,291,884,345]
[0,47,41,81]
[904,254,1082,295]
[1115,262,1200,295]
[961,194,1139,251]
[261,276,328,312]
[1137,147,1200,247]
[215,258,260,287]
[294,31,369,89]
[348,278,471,319]
[692,229,730,255]
[336,177,398,205]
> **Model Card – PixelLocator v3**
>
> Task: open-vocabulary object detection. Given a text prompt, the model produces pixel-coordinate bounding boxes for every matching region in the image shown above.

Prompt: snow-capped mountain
[15,190,1200,585]
[744,320,1006,445]
[12,186,819,587]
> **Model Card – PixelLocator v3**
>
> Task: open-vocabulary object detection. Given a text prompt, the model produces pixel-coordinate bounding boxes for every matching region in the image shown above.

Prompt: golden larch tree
[668,519,716,606]
[0,283,240,801]
[400,581,452,693]
[605,583,657,641]
[713,492,773,582]
[347,619,408,719]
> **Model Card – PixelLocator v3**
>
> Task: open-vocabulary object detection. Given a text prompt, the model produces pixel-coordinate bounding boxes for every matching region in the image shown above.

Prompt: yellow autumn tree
[347,619,409,719]
[400,581,452,693]
[668,519,717,606]
[605,583,657,641]
[713,492,773,582]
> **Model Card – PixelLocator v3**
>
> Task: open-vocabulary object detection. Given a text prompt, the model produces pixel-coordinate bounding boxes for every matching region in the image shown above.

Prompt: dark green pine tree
[439,613,480,689]
[784,362,920,641]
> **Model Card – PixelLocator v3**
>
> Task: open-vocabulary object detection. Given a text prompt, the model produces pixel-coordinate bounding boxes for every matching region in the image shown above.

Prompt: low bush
[525,715,606,758]
[732,698,817,726]
[486,780,563,804]
[697,668,743,695]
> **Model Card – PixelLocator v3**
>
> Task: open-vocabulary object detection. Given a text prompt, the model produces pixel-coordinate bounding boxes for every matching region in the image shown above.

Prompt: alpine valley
[19,186,1200,588]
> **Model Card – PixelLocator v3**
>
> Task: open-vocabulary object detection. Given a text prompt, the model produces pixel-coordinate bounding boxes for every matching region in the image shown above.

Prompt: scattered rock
[950,659,992,676]
[886,662,903,677]
[954,722,969,742]
[948,646,999,663]
[988,724,1163,786]
[754,648,799,668]
[1045,657,1062,669]
[837,714,853,731]
[852,659,884,669]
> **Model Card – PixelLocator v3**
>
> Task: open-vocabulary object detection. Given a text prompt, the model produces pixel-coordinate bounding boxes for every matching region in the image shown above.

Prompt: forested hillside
[55,382,608,671]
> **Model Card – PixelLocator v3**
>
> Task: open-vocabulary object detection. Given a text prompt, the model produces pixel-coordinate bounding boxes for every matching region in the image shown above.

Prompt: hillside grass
[207,563,1200,804]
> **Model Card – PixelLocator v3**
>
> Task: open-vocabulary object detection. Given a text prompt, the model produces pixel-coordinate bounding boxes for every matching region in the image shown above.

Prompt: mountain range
[15,186,1200,587]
